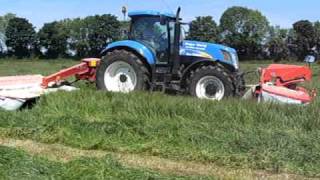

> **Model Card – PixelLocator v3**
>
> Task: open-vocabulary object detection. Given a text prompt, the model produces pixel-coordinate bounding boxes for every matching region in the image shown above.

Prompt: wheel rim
[104,61,137,93]
[195,76,225,100]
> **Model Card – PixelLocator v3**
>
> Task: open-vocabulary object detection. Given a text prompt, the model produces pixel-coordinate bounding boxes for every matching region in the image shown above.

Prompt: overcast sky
[0,0,319,29]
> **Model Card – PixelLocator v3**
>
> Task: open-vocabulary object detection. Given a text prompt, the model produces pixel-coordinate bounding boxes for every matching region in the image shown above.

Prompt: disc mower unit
[253,64,315,105]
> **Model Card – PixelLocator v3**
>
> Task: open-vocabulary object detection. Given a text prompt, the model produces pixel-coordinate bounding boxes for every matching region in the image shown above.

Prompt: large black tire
[188,65,234,100]
[96,50,150,92]
[236,74,246,96]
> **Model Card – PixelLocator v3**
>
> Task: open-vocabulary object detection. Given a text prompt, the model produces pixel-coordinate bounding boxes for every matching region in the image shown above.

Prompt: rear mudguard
[101,40,156,65]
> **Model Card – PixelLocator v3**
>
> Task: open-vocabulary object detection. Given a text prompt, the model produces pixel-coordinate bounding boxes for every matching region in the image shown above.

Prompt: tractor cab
[128,10,181,71]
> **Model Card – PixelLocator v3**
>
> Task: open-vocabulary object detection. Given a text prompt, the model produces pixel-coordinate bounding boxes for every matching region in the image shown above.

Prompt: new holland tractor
[0,8,316,110]
[96,8,245,100]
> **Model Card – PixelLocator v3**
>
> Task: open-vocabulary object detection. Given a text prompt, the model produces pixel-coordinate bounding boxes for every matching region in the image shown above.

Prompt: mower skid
[260,83,312,105]
[0,97,26,111]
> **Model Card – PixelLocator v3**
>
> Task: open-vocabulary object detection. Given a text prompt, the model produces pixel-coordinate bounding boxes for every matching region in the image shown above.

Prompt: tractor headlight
[222,50,232,61]
[222,50,239,70]
[231,52,239,69]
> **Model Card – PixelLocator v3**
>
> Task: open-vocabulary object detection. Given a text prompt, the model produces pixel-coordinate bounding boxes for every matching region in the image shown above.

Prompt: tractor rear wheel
[96,50,150,93]
[188,65,234,100]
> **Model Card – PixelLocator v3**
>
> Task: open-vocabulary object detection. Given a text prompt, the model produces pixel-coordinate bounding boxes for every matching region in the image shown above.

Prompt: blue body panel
[180,40,238,68]
[128,10,175,18]
[104,40,156,64]
[102,40,239,69]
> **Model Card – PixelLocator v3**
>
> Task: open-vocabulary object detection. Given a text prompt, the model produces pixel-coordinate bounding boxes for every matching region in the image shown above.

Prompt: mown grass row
[0,59,320,177]
[0,146,208,179]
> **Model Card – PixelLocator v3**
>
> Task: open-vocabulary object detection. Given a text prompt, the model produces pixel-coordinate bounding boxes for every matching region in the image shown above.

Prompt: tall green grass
[1,89,320,177]
[0,59,320,177]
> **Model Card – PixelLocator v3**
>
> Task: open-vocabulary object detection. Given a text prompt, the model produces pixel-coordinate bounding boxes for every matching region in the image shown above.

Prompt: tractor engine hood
[180,40,239,69]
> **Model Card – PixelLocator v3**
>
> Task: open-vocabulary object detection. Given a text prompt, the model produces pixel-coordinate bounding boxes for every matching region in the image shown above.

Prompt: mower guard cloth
[260,83,312,105]
[0,85,78,111]
[0,75,78,111]
[0,97,26,111]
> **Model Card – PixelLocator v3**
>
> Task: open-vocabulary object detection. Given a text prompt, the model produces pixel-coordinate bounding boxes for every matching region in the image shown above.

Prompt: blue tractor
[96,8,245,100]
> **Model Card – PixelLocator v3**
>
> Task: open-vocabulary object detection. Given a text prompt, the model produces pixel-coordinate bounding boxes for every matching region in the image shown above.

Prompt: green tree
[292,20,316,60]
[265,26,290,61]
[5,17,36,58]
[59,18,84,57]
[120,21,130,40]
[0,30,5,55]
[188,16,219,42]
[314,21,320,55]
[85,14,121,57]
[0,13,16,53]
[63,14,121,58]
[37,21,68,58]
[220,6,269,60]
[0,13,16,35]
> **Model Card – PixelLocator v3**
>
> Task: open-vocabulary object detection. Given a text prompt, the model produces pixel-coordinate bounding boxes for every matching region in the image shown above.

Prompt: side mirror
[160,15,166,25]
[305,55,316,63]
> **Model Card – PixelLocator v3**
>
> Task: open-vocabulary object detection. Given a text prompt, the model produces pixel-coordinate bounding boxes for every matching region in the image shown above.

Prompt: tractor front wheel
[189,66,234,100]
[96,50,149,93]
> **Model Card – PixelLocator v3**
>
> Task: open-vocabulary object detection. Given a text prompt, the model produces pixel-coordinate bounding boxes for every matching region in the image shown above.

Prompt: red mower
[243,64,316,105]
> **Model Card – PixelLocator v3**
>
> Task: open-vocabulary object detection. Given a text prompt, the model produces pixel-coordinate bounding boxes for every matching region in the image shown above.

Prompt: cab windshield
[130,16,177,63]
[130,16,168,51]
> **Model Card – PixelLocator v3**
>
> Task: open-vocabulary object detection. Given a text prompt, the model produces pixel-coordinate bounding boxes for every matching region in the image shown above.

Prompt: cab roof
[128,10,176,19]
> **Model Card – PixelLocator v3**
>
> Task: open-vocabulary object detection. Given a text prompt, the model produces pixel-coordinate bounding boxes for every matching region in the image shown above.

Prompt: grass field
[0,58,320,179]
[0,145,208,179]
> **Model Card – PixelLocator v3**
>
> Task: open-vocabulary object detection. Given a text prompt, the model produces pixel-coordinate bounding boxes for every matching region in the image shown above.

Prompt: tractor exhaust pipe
[172,7,181,75]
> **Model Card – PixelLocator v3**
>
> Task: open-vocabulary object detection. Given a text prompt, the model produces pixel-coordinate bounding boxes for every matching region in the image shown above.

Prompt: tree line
[0,14,125,59]
[188,6,320,61]
[0,6,319,61]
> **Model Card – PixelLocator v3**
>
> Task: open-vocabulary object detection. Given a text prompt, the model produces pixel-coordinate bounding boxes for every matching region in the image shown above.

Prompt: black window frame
[129,15,175,64]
